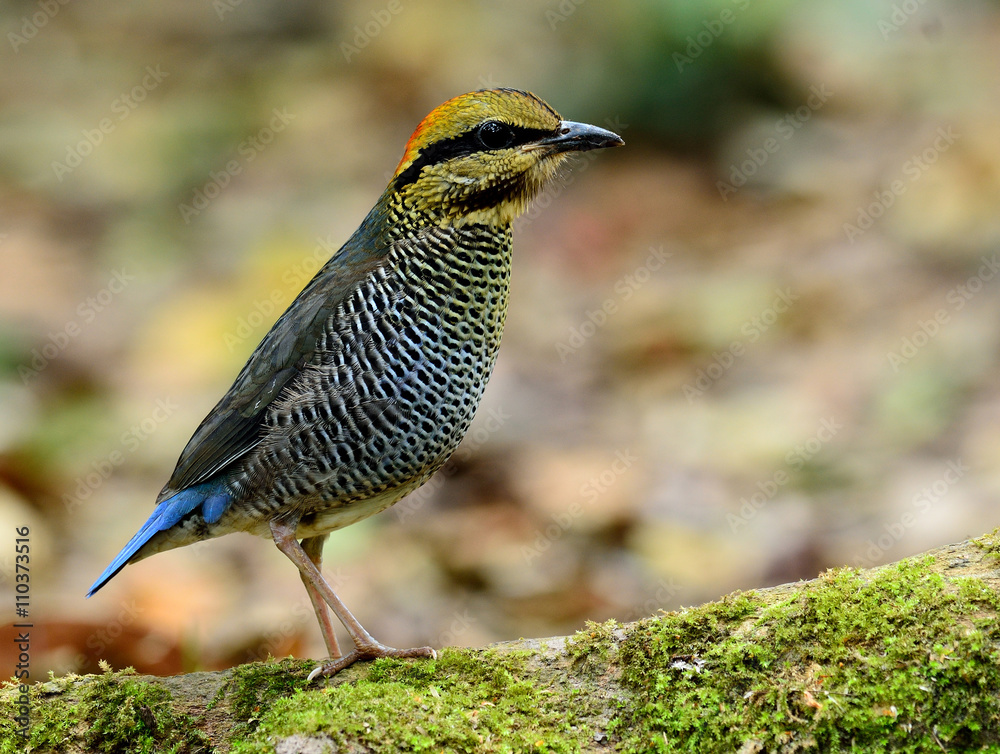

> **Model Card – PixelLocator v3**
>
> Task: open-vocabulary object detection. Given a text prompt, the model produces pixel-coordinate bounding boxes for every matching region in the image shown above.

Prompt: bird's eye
[476,121,515,150]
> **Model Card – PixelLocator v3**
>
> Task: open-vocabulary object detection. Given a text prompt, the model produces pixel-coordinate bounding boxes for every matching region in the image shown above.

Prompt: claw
[307,643,436,680]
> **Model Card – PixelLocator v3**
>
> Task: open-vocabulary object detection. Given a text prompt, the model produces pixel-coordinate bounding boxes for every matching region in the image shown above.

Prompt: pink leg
[270,518,436,679]
[300,535,341,659]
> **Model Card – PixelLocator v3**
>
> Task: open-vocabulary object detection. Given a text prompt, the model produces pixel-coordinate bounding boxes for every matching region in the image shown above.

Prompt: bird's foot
[307,642,437,680]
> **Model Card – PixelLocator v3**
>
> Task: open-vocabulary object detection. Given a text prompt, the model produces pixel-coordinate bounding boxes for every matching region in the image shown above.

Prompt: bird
[88,88,624,678]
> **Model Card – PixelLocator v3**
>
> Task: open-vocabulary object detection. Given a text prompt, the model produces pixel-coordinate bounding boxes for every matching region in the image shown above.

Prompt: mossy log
[4,533,1000,753]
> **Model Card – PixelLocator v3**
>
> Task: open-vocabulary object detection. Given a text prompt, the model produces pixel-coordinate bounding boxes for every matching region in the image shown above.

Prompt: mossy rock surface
[4,533,1000,753]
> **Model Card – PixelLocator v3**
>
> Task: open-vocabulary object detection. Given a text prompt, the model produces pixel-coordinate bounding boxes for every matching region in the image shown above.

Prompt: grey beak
[539,120,625,152]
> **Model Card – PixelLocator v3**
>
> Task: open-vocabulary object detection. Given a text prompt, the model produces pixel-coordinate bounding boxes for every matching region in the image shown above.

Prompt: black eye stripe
[394,123,554,189]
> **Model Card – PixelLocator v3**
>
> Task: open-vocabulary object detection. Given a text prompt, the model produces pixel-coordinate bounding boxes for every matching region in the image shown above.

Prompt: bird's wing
[157,231,388,501]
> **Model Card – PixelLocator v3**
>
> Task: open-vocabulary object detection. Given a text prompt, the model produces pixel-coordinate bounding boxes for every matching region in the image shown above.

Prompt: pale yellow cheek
[451,155,517,184]
[400,150,570,226]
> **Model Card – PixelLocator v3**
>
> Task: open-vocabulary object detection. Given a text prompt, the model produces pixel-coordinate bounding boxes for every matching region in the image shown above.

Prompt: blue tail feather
[202,492,229,524]
[87,479,231,597]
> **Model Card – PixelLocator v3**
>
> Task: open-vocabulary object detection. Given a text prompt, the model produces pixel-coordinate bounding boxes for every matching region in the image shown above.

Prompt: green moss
[213,658,313,739]
[6,539,998,752]
[0,676,59,754]
[567,619,621,672]
[971,527,1000,560]
[231,648,596,753]
[0,668,209,754]
[84,670,209,753]
[613,556,1000,752]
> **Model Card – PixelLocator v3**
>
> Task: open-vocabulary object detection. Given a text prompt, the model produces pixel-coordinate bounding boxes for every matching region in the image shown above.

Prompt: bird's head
[388,88,623,227]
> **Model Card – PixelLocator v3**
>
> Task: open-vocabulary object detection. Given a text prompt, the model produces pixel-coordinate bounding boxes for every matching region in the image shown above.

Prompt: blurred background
[2,0,1000,677]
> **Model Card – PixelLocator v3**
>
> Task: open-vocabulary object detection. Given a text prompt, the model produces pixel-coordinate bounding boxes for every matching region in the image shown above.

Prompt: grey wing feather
[157,232,386,502]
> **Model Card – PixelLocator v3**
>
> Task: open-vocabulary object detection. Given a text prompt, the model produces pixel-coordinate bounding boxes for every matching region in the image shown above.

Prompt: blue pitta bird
[88,89,623,677]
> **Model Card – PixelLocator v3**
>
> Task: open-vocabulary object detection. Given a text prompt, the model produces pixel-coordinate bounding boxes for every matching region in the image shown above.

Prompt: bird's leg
[299,535,341,659]
[270,519,436,679]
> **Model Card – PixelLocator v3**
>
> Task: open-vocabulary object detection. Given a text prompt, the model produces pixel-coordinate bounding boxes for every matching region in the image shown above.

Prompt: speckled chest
[250,224,512,514]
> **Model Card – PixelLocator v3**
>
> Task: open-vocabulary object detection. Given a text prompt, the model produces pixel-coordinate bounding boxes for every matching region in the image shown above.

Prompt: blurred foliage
[2,0,1000,678]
